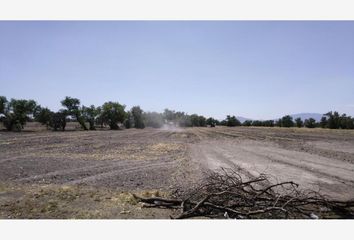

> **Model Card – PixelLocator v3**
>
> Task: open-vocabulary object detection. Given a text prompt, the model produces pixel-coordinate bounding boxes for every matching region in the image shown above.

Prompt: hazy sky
[1,21,354,120]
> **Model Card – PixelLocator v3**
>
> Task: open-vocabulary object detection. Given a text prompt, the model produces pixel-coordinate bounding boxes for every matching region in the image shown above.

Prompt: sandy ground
[1,125,354,218]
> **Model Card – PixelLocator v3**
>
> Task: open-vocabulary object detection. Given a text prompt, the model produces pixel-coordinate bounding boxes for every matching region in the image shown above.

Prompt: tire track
[67,160,176,185]
[190,136,354,200]
[217,143,354,185]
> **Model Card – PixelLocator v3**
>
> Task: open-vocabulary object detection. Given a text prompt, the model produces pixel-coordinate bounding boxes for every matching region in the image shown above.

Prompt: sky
[1,21,354,120]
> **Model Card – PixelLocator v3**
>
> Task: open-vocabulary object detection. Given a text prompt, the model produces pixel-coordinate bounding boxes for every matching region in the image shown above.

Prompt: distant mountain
[289,113,324,122]
[236,116,252,123]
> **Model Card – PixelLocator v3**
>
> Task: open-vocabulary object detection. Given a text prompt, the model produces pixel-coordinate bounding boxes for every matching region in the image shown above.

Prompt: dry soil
[1,126,353,218]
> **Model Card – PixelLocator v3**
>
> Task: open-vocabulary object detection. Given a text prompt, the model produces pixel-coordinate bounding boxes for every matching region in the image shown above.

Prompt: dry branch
[133,168,354,219]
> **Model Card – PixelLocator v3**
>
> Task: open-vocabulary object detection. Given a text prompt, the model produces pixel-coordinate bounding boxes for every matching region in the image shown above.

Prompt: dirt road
[188,127,354,200]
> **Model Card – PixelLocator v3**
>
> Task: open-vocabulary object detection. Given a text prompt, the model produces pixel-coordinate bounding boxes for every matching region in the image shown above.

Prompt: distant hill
[236,116,252,123]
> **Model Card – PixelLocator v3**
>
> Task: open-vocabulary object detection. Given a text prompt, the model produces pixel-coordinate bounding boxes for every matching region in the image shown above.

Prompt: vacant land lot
[1,126,354,218]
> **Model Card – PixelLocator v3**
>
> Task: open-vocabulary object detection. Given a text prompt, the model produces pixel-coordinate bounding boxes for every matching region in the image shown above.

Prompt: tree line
[0,96,353,131]
[0,96,214,131]
[241,112,354,129]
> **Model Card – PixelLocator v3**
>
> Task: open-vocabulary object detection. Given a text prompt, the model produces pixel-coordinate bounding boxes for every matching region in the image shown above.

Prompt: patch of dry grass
[0,183,172,219]
[148,143,182,154]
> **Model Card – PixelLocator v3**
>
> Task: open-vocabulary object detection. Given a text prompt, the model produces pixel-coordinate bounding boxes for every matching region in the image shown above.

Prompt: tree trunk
[76,113,88,130]
[109,122,119,130]
[89,120,95,130]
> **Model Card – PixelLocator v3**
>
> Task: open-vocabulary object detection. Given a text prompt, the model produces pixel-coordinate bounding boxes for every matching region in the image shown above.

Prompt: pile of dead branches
[133,168,354,219]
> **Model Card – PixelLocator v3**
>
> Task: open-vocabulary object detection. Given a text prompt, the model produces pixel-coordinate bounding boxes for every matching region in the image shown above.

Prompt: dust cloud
[160,123,183,132]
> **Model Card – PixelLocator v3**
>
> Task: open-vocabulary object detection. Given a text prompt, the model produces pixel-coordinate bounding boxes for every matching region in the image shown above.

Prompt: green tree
[346,117,354,129]
[124,111,133,129]
[131,106,145,129]
[264,120,275,127]
[2,98,37,131]
[281,115,294,128]
[339,114,348,129]
[61,96,88,130]
[206,117,217,127]
[163,109,176,121]
[251,120,261,126]
[251,120,274,127]
[198,115,207,127]
[294,117,303,128]
[161,109,193,127]
[0,96,7,114]
[178,115,192,127]
[95,106,105,128]
[0,96,8,126]
[320,116,328,128]
[190,114,200,127]
[304,118,316,128]
[325,111,340,129]
[49,111,67,131]
[242,120,252,126]
[34,106,52,128]
[82,105,99,130]
[219,120,227,126]
[175,112,189,127]
[101,101,127,130]
[226,115,241,127]
[337,113,354,129]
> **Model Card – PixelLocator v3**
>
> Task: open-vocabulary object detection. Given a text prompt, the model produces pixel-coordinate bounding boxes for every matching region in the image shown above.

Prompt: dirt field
[1,125,354,218]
